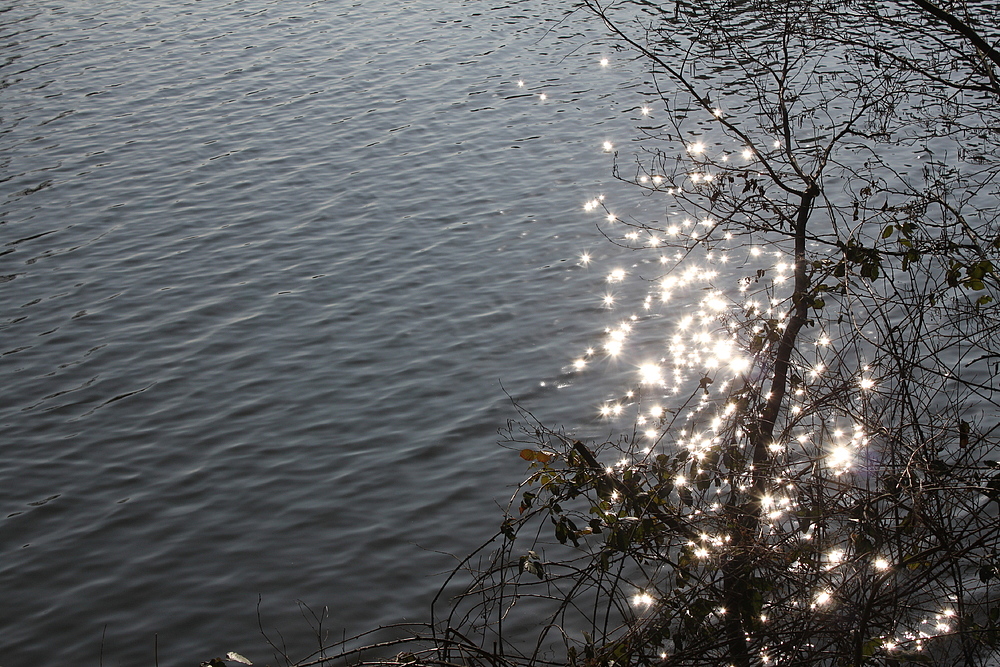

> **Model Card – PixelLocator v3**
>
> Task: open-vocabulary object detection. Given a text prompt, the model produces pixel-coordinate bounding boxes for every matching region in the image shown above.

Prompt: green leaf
[690,598,715,621]
[860,263,879,279]
[854,534,874,556]
[519,491,535,515]
[554,518,568,545]
[520,554,545,579]
[501,519,517,541]
[882,225,894,239]
[947,266,962,287]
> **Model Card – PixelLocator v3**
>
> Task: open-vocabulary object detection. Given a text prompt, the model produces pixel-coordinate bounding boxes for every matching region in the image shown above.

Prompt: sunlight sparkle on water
[632,592,654,607]
[829,446,852,471]
[639,363,663,385]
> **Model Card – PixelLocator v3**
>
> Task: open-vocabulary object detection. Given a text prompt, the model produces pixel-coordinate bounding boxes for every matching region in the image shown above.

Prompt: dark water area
[0,0,664,664]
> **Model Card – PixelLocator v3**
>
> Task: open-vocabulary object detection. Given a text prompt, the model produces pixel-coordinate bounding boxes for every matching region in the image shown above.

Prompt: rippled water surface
[0,0,663,664]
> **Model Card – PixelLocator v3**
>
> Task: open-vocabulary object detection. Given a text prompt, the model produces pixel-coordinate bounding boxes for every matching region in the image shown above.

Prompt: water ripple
[0,0,652,663]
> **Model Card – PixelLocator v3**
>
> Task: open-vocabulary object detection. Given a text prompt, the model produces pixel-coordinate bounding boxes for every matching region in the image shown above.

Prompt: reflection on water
[4,0,990,661]
[0,0,685,664]
[505,3,1000,656]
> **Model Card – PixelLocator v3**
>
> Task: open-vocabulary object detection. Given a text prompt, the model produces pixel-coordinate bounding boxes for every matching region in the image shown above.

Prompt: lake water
[0,0,669,664]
